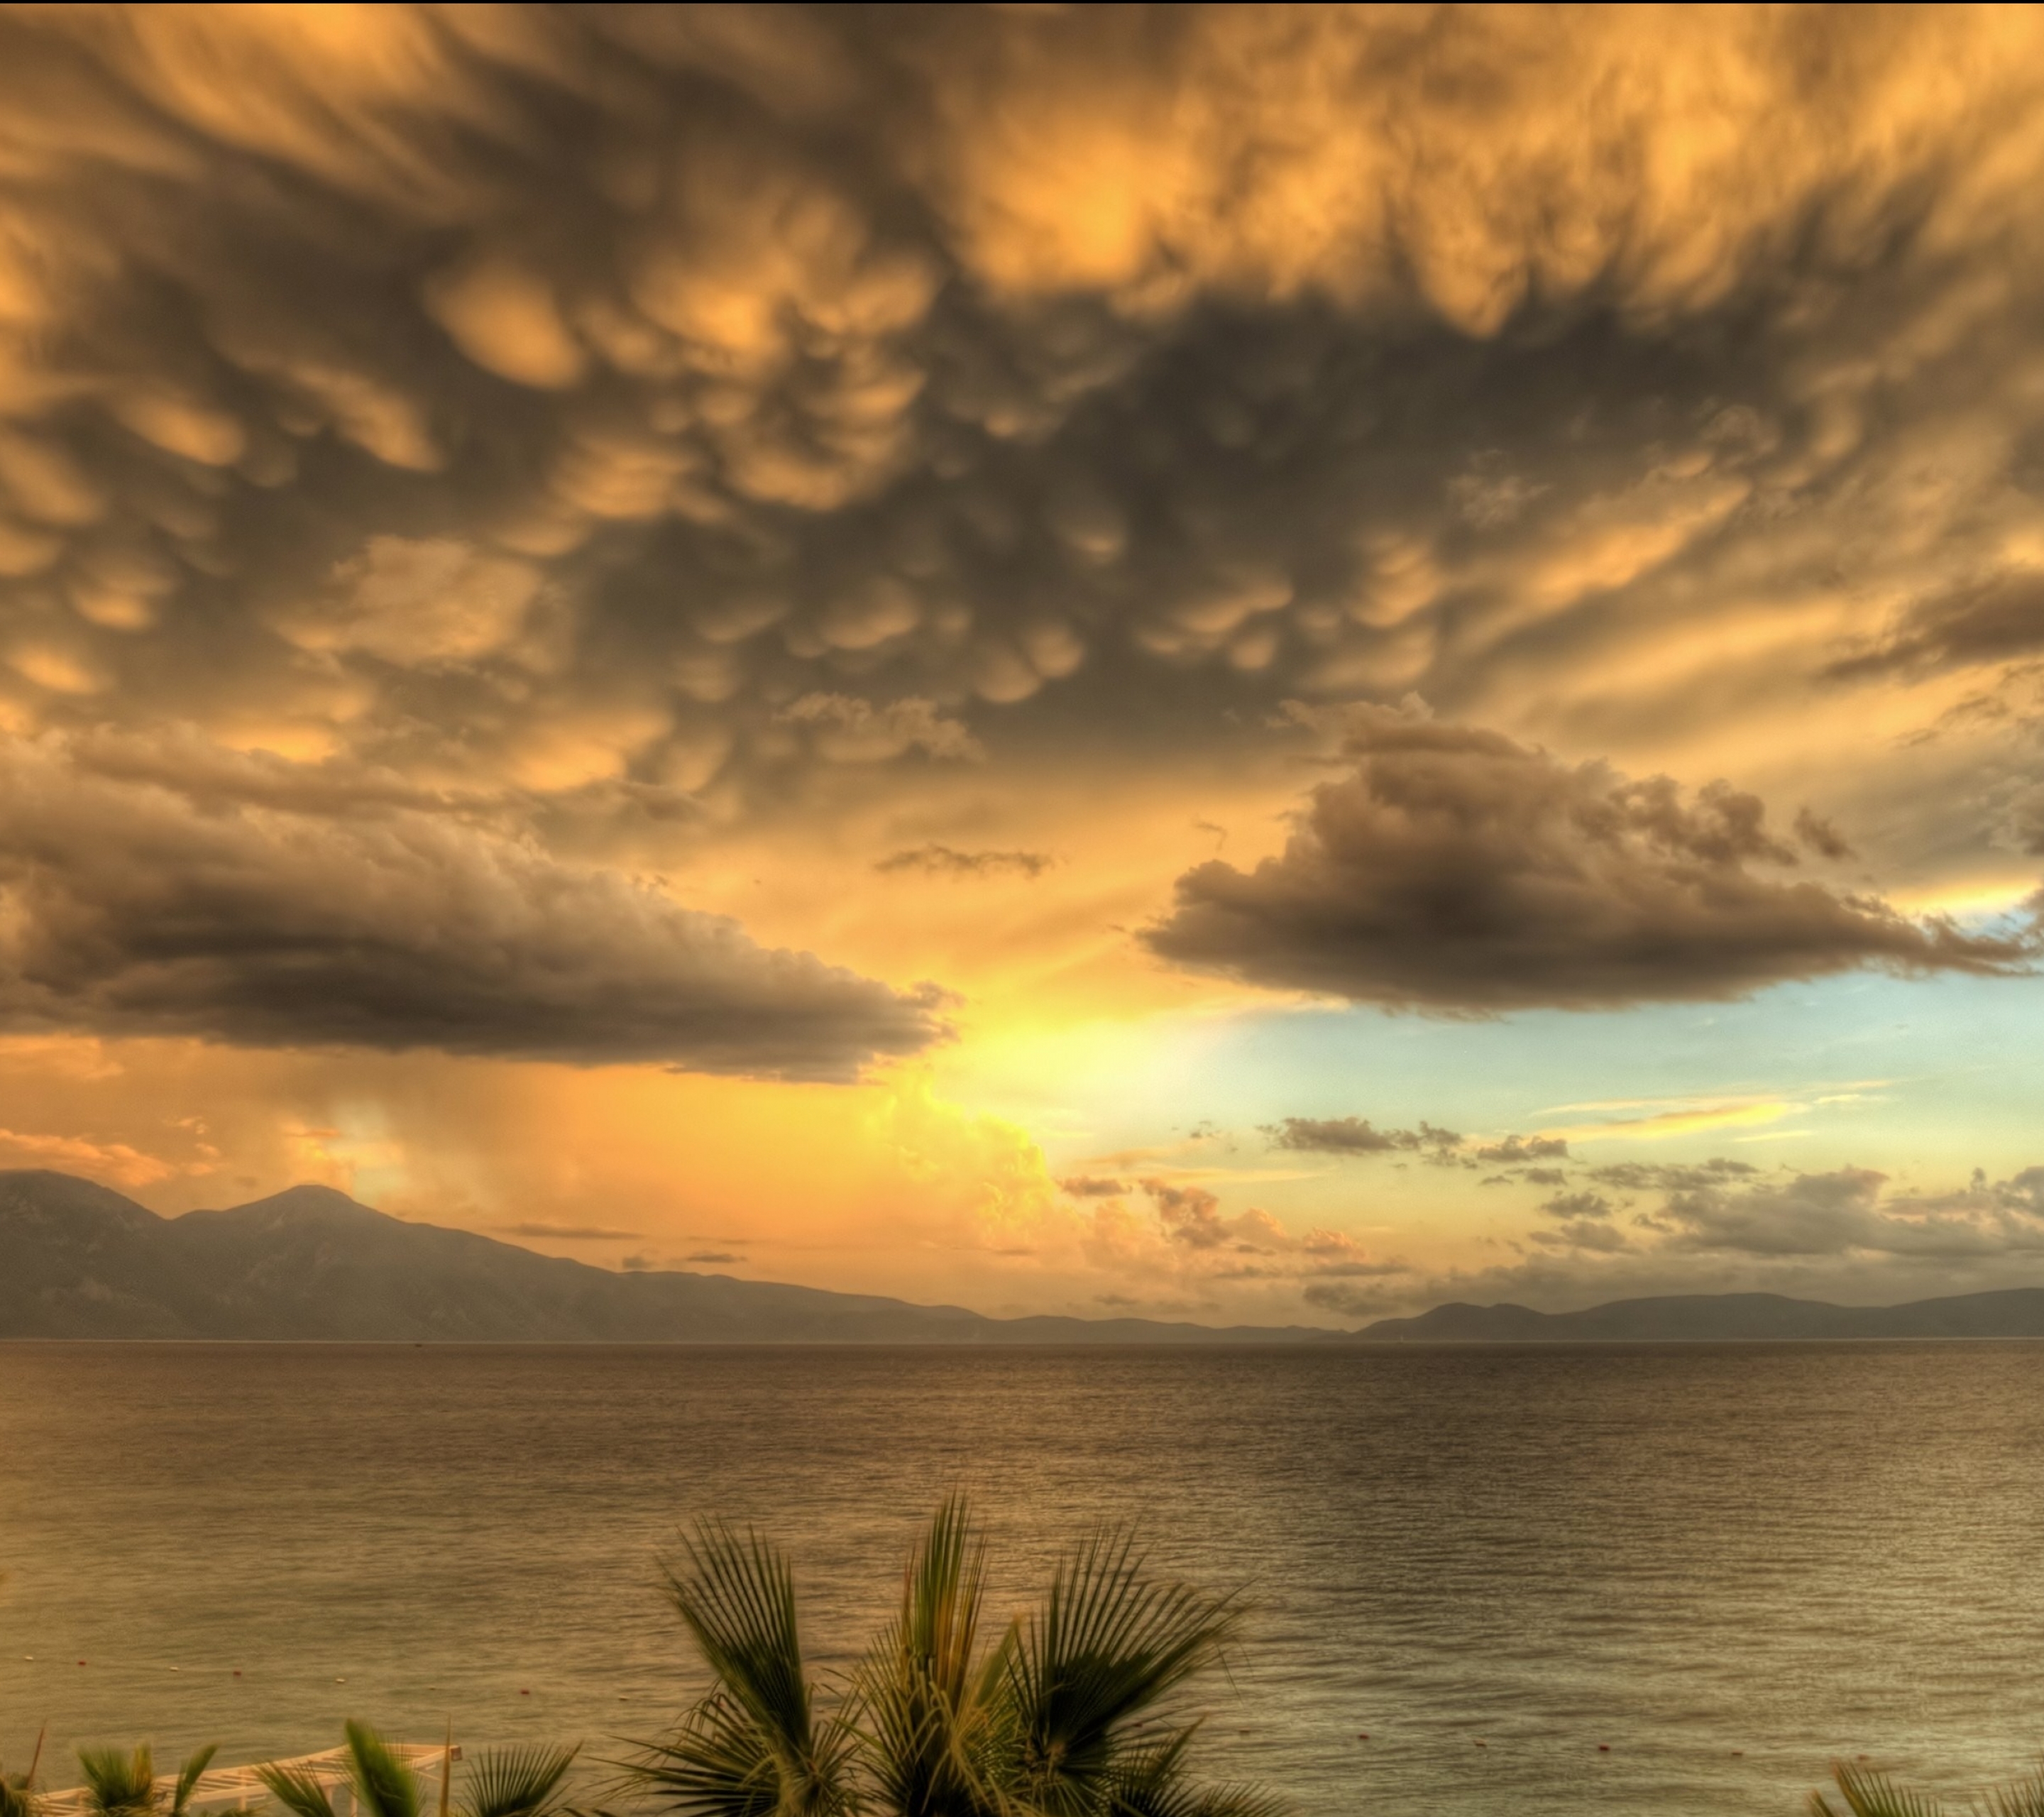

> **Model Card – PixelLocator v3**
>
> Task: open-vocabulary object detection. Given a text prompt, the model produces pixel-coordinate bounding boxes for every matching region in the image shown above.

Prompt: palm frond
[344,1725,422,1817]
[628,1694,813,1817]
[77,1747,155,1817]
[1984,1772,2044,1817]
[170,1747,218,1817]
[1815,1764,1948,1817]
[2,1763,42,1817]
[649,1522,854,1816]
[1001,1529,1242,1817]
[256,1767,336,1817]
[857,1496,1004,1817]
[1101,1724,1287,1817]
[457,1747,580,1817]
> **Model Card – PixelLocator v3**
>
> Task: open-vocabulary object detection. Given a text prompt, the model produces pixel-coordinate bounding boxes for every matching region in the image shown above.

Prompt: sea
[4,1342,2043,1816]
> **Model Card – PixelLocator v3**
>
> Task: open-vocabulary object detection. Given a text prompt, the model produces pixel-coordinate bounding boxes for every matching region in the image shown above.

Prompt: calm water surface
[3,1343,2043,1815]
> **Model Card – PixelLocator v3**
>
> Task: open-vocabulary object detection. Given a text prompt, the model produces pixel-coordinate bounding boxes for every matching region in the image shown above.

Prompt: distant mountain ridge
[9,1170,2042,1344]
[0,1170,1329,1343]
[1353,1289,2044,1341]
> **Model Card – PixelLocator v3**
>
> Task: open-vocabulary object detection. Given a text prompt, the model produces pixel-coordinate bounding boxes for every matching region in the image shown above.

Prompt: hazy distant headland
[6,1168,2043,1344]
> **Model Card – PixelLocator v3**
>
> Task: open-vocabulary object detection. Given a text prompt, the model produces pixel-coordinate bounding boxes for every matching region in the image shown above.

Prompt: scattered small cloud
[494,1220,642,1241]
[876,845,1054,878]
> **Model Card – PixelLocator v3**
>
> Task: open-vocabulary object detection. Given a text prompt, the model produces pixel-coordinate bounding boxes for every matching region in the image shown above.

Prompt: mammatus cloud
[0,741,948,1077]
[875,844,1053,879]
[0,5,2040,811]
[1146,708,2038,1011]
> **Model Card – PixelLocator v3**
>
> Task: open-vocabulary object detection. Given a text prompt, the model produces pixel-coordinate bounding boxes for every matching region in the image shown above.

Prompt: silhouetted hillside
[0,1170,1326,1343]
[1353,1289,2044,1341]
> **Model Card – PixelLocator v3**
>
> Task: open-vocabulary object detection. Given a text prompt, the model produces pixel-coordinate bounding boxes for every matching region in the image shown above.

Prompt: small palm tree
[3,1734,46,1817]
[629,1496,1282,1817]
[263,1723,579,1817]
[1811,1760,2044,1816]
[74,1744,218,1817]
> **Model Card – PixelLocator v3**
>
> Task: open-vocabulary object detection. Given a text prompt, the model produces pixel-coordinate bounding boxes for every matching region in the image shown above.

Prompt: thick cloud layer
[0,1,2041,1308]
[1145,708,2036,1009]
[0,4,2042,814]
[0,741,946,1075]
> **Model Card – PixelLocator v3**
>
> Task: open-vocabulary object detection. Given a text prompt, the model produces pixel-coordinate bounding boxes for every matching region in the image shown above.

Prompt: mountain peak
[0,1168,160,1226]
[201,1182,385,1226]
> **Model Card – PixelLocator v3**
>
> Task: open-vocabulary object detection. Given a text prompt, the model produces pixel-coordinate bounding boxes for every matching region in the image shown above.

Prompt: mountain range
[1353,1290,2044,1341]
[0,1170,1326,1343]
[6,1169,2044,1343]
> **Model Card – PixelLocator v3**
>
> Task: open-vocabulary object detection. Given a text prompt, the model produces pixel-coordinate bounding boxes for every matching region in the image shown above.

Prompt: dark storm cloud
[0,4,2041,795]
[0,740,948,1076]
[874,844,1054,878]
[1145,708,2038,1011]
[0,1,2042,1075]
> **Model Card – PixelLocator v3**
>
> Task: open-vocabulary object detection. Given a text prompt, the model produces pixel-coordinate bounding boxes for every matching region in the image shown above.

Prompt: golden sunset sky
[2,2,2042,1324]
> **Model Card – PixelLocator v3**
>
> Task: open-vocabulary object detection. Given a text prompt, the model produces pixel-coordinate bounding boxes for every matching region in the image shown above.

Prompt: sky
[1,2,2042,1327]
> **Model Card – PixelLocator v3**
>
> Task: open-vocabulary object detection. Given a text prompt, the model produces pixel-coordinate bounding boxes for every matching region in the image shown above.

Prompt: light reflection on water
[4,1342,2043,1815]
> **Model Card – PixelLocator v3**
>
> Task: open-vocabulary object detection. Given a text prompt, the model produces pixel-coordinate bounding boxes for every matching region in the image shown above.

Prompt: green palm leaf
[2,1755,43,1817]
[857,1495,1004,1817]
[457,1747,580,1817]
[1100,1725,1286,1817]
[635,1522,855,1817]
[170,1747,218,1817]
[256,1765,336,1817]
[630,1692,787,1817]
[1809,1763,1948,1817]
[1001,1529,1243,1817]
[345,1725,422,1817]
[77,1747,156,1817]
[1984,1774,2044,1817]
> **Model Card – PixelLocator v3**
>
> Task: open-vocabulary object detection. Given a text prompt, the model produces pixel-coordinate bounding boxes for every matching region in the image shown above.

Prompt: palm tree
[77,1748,159,1817]
[74,1744,218,1817]
[2,1734,46,1817]
[1811,1760,2044,1816]
[628,1496,1283,1817]
[262,1723,579,1817]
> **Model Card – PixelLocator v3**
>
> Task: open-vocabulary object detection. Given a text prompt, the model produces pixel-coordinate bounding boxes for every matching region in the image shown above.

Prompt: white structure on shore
[38,1745,462,1817]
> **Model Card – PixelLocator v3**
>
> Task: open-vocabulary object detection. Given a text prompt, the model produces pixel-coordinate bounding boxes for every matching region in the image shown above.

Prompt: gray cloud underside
[1145,709,2037,1010]
[0,743,947,1076]
[0,8,2040,821]
[1,4,2043,1064]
